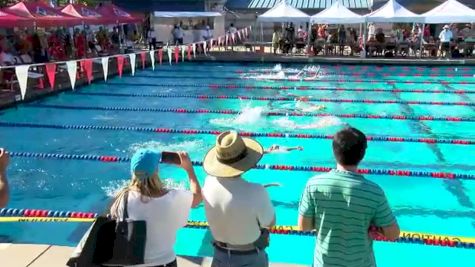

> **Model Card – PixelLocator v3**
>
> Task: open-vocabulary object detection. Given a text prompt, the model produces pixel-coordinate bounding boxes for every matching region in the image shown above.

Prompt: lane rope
[133,74,475,85]
[26,104,475,122]
[1,121,473,145]
[104,82,475,95]
[66,93,475,106]
[0,213,473,249]
[7,151,475,180]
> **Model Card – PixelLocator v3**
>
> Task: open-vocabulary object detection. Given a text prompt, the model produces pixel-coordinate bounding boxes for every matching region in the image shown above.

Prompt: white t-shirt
[203,176,275,245]
[116,189,193,266]
[439,29,453,43]
[229,27,237,34]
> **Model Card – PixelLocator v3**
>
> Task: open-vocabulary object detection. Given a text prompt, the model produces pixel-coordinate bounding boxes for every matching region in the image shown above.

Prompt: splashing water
[272,64,283,72]
[129,140,204,154]
[273,116,344,130]
[210,105,266,128]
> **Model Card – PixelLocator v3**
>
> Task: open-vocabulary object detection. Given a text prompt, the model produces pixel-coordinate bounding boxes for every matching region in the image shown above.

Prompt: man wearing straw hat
[202,131,275,267]
[298,127,400,267]
[0,148,9,207]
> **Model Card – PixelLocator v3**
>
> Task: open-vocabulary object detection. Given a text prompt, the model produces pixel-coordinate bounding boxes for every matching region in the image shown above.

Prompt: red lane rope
[8,151,475,180]
[28,104,475,122]
[1,121,473,145]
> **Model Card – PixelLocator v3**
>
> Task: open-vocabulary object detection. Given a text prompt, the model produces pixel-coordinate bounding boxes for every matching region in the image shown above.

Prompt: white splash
[92,115,116,121]
[210,105,266,127]
[129,140,204,154]
[272,64,282,72]
[273,116,344,130]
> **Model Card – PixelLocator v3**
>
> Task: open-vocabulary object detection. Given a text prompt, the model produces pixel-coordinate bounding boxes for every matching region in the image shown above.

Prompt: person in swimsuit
[265,144,304,154]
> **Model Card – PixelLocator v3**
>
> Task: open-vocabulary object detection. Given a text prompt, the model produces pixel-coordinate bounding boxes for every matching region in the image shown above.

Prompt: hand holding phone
[161,151,181,165]
[177,152,194,173]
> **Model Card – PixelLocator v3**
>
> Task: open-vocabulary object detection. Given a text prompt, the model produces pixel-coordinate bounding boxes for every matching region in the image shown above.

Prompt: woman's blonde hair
[109,172,165,218]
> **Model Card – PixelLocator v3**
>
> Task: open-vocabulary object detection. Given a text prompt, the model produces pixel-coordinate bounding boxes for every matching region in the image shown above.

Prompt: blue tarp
[112,0,205,12]
[225,0,371,10]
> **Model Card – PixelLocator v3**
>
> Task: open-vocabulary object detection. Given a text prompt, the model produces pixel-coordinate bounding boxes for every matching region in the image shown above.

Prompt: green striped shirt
[299,169,395,267]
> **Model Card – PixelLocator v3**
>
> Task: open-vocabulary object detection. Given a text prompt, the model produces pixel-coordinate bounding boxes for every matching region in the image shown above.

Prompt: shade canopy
[4,1,81,27]
[311,1,365,24]
[366,0,424,23]
[60,4,107,25]
[423,0,475,24]
[257,1,310,23]
[0,9,33,28]
[153,11,222,18]
[95,3,141,24]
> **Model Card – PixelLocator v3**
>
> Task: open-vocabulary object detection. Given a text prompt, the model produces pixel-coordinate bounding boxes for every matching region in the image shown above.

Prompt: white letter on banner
[15,65,29,100]
[181,45,185,62]
[101,57,109,81]
[129,53,136,76]
[203,41,207,55]
[192,43,196,58]
[167,47,172,65]
[149,51,155,70]
[66,61,77,90]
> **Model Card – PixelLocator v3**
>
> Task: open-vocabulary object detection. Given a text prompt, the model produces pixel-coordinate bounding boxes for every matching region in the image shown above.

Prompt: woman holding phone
[109,149,202,267]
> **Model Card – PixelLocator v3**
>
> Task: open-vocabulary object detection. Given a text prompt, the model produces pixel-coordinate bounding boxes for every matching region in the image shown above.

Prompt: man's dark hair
[332,127,367,166]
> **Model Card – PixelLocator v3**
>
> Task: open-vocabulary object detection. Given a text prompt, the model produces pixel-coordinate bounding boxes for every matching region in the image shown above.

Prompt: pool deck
[0,243,305,267]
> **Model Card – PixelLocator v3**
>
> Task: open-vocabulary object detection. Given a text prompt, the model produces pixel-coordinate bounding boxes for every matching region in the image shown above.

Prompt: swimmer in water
[265,144,304,154]
[288,93,327,111]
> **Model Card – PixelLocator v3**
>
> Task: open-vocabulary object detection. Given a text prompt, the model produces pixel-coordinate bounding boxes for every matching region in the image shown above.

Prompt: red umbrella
[60,4,107,25]
[0,9,33,28]
[95,3,141,24]
[4,1,81,27]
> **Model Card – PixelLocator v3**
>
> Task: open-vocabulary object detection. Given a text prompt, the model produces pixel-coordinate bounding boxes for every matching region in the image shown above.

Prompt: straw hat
[203,131,263,178]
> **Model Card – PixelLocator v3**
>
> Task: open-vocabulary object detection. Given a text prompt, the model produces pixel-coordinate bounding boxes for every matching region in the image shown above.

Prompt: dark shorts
[441,42,450,50]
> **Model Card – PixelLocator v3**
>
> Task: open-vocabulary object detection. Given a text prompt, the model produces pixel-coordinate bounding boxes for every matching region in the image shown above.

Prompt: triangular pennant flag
[140,52,146,69]
[129,53,136,76]
[81,59,93,84]
[15,65,29,100]
[158,49,163,65]
[174,46,179,64]
[237,31,241,41]
[231,33,236,44]
[117,55,125,77]
[218,37,222,46]
[210,39,214,51]
[167,48,172,65]
[225,35,228,46]
[66,61,77,90]
[192,43,196,58]
[45,63,56,89]
[101,57,109,81]
[187,45,192,60]
[149,51,155,70]
[203,41,207,55]
[181,45,185,62]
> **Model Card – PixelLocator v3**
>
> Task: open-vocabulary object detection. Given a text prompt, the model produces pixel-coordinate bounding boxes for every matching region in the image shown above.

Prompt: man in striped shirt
[298,127,400,267]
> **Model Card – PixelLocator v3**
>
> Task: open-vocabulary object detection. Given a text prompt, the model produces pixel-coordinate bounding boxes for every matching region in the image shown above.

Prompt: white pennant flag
[129,53,136,76]
[15,65,29,100]
[218,36,222,46]
[66,61,77,90]
[203,41,207,55]
[167,47,172,65]
[192,43,196,58]
[232,33,236,43]
[181,45,185,62]
[101,57,109,81]
[149,51,155,70]
[210,39,214,50]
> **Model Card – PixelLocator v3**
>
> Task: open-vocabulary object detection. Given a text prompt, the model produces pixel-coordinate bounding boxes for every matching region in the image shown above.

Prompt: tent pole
[362,23,367,58]
[260,22,263,43]
[307,20,311,56]
[419,23,425,58]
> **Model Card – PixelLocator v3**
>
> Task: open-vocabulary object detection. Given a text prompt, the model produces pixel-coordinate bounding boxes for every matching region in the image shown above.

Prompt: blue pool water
[0,62,474,266]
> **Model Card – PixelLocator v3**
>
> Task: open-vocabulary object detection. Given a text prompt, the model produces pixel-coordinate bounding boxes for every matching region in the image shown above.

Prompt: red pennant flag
[117,55,125,77]
[187,45,192,60]
[174,46,179,64]
[45,63,57,89]
[158,49,163,65]
[140,52,146,69]
[81,59,93,84]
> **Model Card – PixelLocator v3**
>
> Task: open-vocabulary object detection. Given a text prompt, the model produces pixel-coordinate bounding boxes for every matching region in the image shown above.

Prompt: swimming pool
[0,62,474,266]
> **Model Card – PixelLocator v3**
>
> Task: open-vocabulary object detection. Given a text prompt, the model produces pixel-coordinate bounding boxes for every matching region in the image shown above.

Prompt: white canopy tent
[366,0,424,23]
[422,0,475,24]
[311,1,365,24]
[257,1,310,23]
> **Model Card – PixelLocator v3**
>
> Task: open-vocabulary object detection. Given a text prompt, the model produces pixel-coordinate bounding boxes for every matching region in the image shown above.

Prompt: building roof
[225,0,372,10]
[112,0,205,12]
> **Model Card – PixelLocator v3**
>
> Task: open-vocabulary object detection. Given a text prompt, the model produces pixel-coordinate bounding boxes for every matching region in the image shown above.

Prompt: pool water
[0,62,474,266]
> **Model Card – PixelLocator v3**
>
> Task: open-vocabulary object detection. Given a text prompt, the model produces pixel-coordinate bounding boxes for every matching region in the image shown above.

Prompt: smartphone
[161,151,181,165]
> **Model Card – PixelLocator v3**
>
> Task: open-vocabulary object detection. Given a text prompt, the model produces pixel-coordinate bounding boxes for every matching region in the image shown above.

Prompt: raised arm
[0,149,10,208]
[178,152,202,208]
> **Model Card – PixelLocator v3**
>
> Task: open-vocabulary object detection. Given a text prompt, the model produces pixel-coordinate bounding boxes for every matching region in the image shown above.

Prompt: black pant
[149,38,157,50]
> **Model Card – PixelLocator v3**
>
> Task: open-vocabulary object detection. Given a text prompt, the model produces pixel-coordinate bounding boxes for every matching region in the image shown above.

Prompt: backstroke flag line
[149,51,155,70]
[15,65,29,100]
[66,61,77,90]
[129,53,136,76]
[101,57,109,81]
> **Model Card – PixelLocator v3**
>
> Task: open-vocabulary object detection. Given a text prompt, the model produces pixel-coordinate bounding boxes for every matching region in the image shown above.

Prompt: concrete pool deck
[0,243,306,267]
